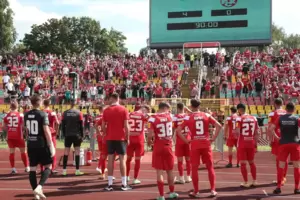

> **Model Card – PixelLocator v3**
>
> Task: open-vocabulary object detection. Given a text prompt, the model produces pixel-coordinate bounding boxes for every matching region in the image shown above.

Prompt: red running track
[0,149,299,200]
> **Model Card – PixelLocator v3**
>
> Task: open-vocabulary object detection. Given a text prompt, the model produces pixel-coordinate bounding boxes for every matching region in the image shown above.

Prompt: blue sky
[9,0,300,54]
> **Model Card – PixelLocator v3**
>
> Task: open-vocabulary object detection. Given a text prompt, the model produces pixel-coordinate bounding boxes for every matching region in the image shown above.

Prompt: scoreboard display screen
[149,0,272,48]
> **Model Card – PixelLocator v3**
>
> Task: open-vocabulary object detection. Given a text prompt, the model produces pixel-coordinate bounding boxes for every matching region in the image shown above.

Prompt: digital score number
[167,20,248,30]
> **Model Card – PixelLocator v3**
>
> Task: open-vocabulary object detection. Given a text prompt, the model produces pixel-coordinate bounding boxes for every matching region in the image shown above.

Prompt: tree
[0,0,17,52]
[22,16,127,55]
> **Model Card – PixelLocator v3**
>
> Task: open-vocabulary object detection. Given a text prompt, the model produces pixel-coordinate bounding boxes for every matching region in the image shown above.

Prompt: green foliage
[22,16,127,55]
[0,0,17,52]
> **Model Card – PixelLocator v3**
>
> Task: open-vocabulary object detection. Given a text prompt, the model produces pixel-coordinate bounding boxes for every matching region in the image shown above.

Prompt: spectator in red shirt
[102,93,131,191]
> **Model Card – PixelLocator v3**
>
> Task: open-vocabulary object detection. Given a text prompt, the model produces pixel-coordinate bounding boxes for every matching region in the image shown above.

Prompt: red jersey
[102,104,129,141]
[173,113,190,145]
[4,111,24,140]
[148,113,173,146]
[128,111,148,144]
[226,113,238,139]
[94,114,104,141]
[268,109,286,141]
[44,109,58,135]
[180,112,217,149]
[236,114,259,148]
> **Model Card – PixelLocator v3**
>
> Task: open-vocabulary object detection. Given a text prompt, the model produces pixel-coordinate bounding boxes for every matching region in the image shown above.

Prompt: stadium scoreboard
[149,0,272,48]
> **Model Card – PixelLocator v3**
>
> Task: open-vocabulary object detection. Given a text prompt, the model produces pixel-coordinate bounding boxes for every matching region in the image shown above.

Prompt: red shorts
[175,143,190,157]
[190,148,213,166]
[271,142,279,155]
[7,139,26,148]
[127,142,144,157]
[278,144,300,162]
[152,144,174,171]
[238,147,255,161]
[226,138,237,147]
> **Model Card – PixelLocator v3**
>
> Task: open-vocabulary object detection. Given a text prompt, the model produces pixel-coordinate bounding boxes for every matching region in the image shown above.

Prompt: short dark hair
[158,102,170,110]
[190,99,201,108]
[237,103,246,111]
[274,98,283,106]
[30,94,42,107]
[109,93,119,100]
[230,106,237,113]
[286,102,295,112]
[177,102,184,110]
[43,99,50,107]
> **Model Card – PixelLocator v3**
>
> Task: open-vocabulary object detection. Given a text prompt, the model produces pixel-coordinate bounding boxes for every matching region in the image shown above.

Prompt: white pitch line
[262,190,268,196]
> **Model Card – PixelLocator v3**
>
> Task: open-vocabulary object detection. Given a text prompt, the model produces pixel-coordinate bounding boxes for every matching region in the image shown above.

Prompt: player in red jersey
[173,102,192,184]
[3,101,29,174]
[235,103,259,188]
[148,102,179,200]
[176,99,221,198]
[267,98,288,185]
[224,106,240,168]
[43,99,59,174]
[126,105,150,185]
[95,105,105,175]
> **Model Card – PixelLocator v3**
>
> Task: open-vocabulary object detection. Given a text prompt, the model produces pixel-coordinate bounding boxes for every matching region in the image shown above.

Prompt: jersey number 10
[26,120,39,135]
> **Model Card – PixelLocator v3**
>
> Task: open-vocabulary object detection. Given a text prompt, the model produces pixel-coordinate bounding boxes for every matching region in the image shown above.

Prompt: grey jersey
[62,109,83,137]
[279,114,300,145]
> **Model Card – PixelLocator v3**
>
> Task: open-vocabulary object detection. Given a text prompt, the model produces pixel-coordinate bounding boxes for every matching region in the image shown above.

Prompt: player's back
[278,114,300,145]
[44,109,57,133]
[24,109,48,148]
[62,108,82,136]
[184,111,213,148]
[128,111,147,143]
[149,113,173,146]
[227,113,238,138]
[237,114,258,148]
[4,111,23,140]
[269,109,286,136]
[173,113,190,144]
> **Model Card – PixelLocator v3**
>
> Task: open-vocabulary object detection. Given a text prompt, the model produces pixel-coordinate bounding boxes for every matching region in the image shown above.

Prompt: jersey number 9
[196,120,204,135]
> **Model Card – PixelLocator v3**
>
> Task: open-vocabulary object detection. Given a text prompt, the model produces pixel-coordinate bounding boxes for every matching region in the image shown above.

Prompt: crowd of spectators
[217,47,300,105]
[0,51,185,109]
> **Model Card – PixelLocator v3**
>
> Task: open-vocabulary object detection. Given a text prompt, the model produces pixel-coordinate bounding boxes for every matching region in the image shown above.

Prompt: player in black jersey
[24,95,55,200]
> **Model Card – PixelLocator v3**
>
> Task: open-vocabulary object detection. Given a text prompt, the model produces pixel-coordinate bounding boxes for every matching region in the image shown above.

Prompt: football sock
[294,168,300,189]
[277,167,284,188]
[21,153,28,167]
[177,161,183,177]
[101,156,106,174]
[9,153,15,168]
[169,185,174,193]
[97,158,102,169]
[63,155,68,169]
[75,155,80,170]
[134,159,141,179]
[192,165,199,193]
[276,159,279,174]
[126,157,132,177]
[39,168,51,186]
[121,176,127,186]
[206,162,216,190]
[236,150,240,165]
[108,176,113,185]
[157,181,164,196]
[186,160,191,176]
[228,155,233,164]
[29,171,38,190]
[240,163,248,182]
[283,162,288,178]
[250,163,257,180]
[52,154,57,170]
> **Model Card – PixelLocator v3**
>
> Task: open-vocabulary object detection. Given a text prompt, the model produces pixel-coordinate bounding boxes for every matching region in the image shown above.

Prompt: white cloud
[9,0,60,41]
